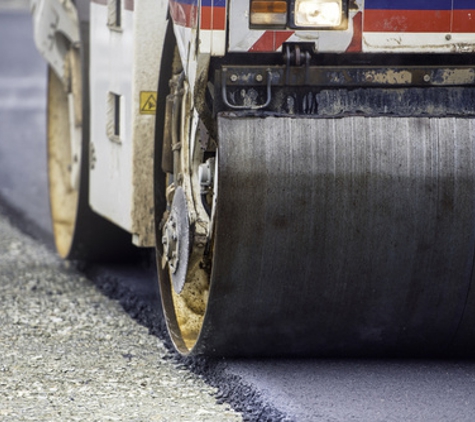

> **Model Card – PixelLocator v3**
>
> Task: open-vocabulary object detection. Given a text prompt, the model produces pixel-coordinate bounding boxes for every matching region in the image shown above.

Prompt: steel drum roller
[162,115,475,357]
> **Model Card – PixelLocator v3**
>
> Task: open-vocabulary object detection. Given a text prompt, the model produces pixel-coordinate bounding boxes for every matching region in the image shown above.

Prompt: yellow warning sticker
[140,91,157,115]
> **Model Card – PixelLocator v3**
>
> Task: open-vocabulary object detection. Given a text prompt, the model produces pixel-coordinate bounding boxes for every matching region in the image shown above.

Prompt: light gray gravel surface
[0,212,241,421]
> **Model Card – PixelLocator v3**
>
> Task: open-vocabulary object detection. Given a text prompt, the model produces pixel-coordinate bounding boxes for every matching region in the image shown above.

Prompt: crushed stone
[0,212,242,421]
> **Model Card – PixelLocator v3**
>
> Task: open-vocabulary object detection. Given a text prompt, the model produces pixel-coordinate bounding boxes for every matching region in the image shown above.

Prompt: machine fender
[30,0,80,83]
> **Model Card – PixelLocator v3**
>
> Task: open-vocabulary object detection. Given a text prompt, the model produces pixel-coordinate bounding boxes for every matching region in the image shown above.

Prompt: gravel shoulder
[0,211,241,421]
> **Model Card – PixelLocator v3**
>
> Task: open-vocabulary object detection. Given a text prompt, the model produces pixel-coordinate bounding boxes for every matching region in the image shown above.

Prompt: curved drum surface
[188,115,475,357]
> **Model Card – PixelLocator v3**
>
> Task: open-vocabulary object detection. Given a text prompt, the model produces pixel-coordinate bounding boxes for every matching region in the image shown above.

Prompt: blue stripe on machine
[365,0,451,10]
[454,0,474,9]
[170,0,197,6]
[201,0,226,7]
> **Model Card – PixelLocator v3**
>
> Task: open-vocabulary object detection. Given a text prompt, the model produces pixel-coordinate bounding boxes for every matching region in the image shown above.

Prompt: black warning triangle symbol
[141,94,157,112]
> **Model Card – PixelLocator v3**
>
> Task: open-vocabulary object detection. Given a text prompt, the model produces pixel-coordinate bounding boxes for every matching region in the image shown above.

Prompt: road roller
[30,0,475,356]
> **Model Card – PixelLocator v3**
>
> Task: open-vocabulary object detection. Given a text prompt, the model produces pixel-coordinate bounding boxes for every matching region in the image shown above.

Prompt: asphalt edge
[85,264,293,422]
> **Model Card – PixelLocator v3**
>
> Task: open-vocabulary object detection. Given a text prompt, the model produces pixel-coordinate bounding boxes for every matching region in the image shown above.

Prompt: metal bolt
[446,34,452,41]
[230,74,238,82]
[423,74,431,82]
[255,74,263,82]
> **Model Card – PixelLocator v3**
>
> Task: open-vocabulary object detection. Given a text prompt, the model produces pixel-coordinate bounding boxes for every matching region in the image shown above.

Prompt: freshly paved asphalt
[2,8,475,422]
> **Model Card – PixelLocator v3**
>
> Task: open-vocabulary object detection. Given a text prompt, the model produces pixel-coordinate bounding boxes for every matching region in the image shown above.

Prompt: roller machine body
[30,0,475,356]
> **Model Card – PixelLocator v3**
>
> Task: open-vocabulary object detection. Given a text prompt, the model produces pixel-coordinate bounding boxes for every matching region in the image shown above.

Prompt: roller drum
[191,115,475,357]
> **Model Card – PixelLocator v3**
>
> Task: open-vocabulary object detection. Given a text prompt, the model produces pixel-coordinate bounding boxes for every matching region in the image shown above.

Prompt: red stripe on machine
[453,10,475,32]
[201,6,226,30]
[346,12,362,52]
[364,10,451,32]
[169,0,198,28]
[249,31,294,52]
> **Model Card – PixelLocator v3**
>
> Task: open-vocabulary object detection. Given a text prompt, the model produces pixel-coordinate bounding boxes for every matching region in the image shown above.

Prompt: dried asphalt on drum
[0,212,241,421]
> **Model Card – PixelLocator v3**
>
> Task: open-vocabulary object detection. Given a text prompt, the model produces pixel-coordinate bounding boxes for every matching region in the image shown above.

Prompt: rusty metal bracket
[221,68,273,110]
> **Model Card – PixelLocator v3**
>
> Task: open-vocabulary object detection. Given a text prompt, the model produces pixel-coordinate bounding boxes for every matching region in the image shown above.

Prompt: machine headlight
[249,0,346,29]
[293,0,343,28]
